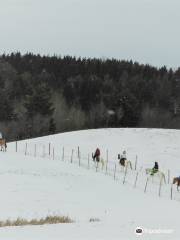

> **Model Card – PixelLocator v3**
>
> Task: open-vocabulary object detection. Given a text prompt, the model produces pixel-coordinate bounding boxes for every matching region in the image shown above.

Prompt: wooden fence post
[34,144,36,157]
[77,146,80,158]
[62,147,64,161]
[53,148,55,160]
[105,150,108,175]
[71,149,74,163]
[48,143,51,156]
[78,152,81,167]
[134,171,139,188]
[144,177,149,193]
[168,169,170,184]
[114,164,117,180]
[25,142,27,155]
[42,145,45,158]
[171,184,173,200]
[106,149,108,162]
[88,154,90,169]
[135,155,138,170]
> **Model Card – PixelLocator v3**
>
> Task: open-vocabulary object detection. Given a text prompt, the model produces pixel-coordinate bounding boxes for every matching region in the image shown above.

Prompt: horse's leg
[120,164,123,172]
[163,174,166,184]
[130,161,132,170]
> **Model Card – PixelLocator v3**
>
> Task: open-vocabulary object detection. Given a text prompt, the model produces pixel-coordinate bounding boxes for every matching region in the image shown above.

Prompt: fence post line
[71,149,74,163]
[114,163,117,180]
[171,184,173,200]
[62,147,64,161]
[25,142,27,156]
[134,171,139,188]
[16,141,17,153]
[135,155,138,170]
[144,177,149,193]
[34,144,36,157]
[123,166,128,184]
[168,169,170,184]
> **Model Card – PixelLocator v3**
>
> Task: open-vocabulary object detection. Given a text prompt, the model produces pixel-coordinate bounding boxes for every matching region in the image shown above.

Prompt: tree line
[0,52,180,141]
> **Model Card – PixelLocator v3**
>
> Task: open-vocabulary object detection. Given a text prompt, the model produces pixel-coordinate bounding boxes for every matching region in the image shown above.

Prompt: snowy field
[1,128,180,239]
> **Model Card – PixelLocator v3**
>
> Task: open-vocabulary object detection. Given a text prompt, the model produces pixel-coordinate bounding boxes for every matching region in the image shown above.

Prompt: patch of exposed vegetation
[0,215,73,227]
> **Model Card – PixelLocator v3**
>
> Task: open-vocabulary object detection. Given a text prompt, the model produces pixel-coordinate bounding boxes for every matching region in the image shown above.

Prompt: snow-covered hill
[1,128,180,239]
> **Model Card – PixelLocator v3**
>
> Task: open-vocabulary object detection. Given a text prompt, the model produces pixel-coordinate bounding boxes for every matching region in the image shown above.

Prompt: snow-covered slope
[1,128,180,239]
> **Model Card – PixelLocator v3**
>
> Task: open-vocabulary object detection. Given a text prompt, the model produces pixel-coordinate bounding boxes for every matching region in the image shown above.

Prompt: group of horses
[92,152,180,191]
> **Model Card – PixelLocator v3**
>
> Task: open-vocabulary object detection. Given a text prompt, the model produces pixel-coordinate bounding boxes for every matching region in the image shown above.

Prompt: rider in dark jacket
[151,162,159,175]
[93,148,100,162]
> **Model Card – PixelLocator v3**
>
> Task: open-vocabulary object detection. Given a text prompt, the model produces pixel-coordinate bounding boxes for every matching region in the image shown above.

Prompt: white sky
[0,0,180,68]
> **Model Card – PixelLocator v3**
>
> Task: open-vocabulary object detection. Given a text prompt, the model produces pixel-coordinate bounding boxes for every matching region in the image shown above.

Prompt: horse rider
[119,150,127,166]
[93,148,100,162]
[150,161,159,176]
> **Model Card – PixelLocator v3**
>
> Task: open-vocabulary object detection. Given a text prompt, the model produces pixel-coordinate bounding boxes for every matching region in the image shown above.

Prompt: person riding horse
[150,162,159,176]
[93,148,100,162]
[119,150,127,166]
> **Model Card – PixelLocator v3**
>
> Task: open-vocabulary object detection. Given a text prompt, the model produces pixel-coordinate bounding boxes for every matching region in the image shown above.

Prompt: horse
[0,139,7,152]
[145,168,166,184]
[173,177,180,191]
[119,158,132,170]
[92,153,105,170]
[96,158,105,170]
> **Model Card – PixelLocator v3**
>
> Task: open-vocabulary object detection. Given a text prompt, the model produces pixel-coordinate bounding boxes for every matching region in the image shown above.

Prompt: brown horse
[0,139,7,151]
[173,177,180,191]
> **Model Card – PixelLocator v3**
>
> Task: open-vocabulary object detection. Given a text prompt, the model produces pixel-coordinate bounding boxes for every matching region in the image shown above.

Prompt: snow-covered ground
[1,128,180,239]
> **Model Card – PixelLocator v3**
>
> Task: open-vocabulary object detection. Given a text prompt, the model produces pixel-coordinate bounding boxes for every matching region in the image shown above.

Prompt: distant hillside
[1,53,180,140]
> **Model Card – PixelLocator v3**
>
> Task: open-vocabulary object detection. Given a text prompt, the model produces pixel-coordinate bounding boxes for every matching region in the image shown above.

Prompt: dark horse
[173,177,180,191]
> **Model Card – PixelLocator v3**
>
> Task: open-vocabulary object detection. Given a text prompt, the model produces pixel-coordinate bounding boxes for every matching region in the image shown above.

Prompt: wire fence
[6,140,180,202]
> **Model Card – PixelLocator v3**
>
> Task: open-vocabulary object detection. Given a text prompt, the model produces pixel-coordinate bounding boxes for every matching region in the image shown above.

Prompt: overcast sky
[0,0,180,68]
